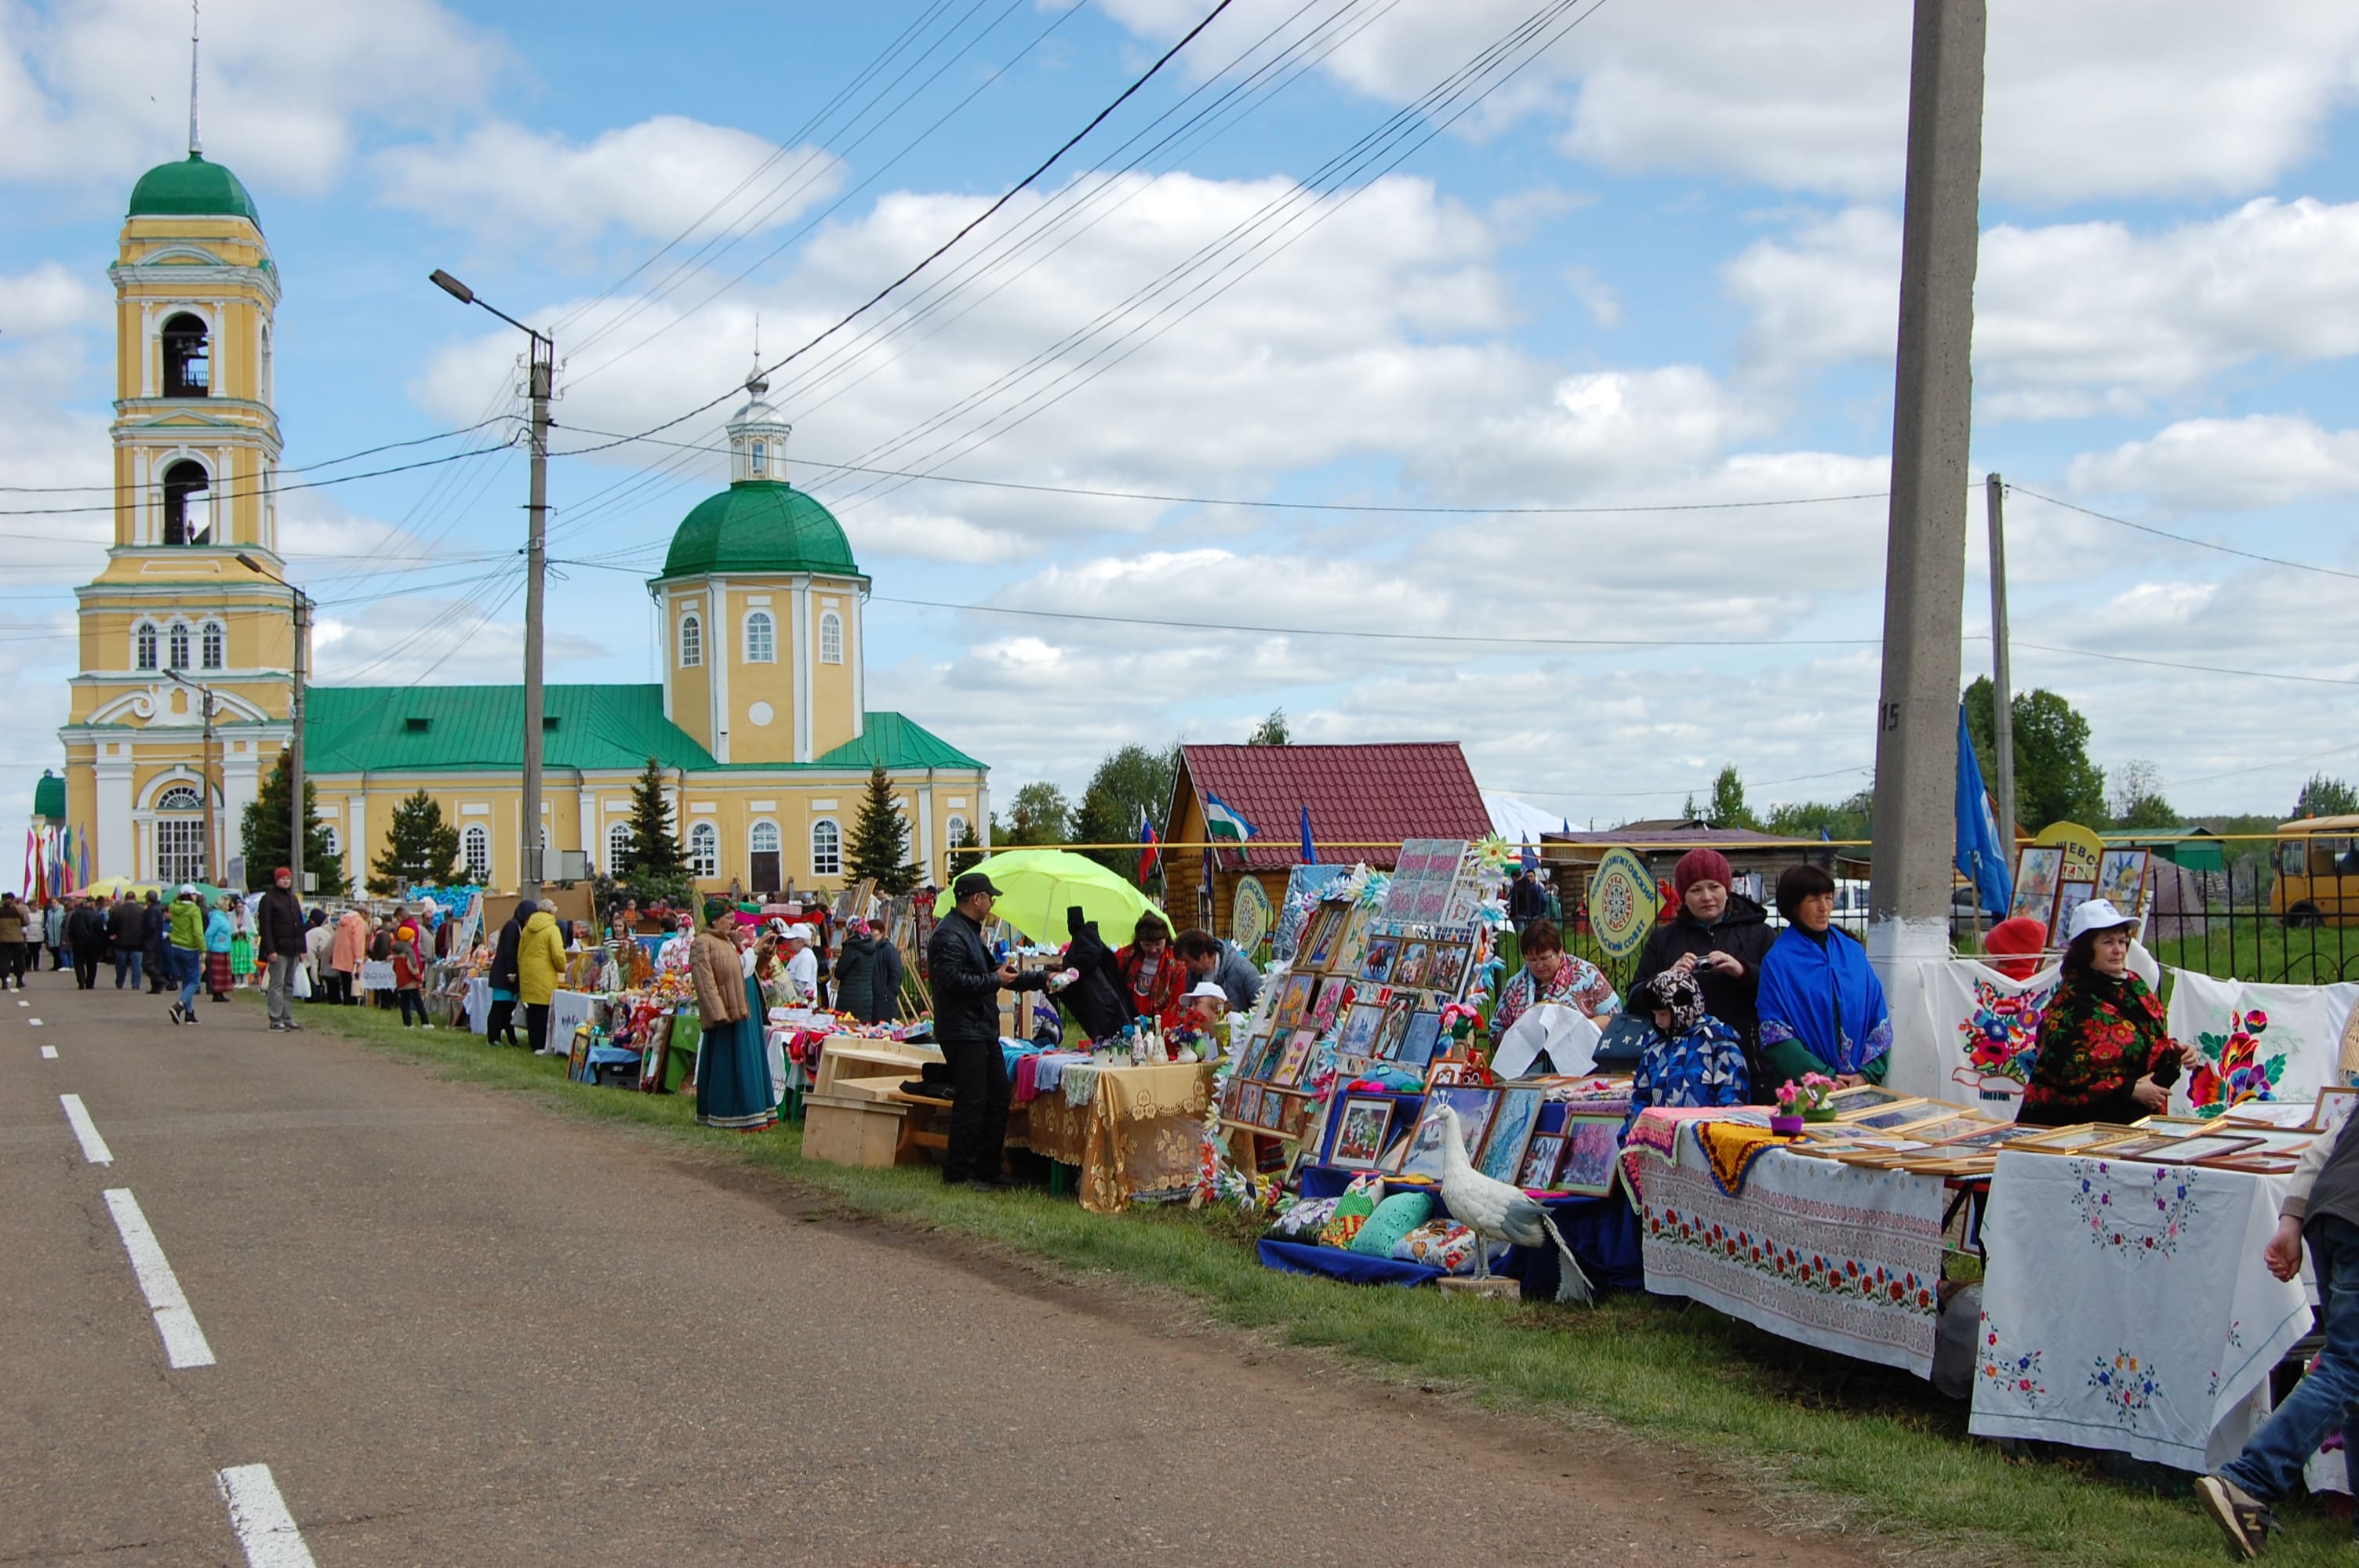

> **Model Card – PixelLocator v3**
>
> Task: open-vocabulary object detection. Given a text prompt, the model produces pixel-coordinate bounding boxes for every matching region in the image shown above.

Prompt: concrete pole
[1985,474,2016,857]
[520,341,552,902]
[1866,0,1986,1085]
[290,588,309,897]
[202,685,217,883]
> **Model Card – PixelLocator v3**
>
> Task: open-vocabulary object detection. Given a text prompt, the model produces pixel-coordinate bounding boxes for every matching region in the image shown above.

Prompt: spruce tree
[947,818,983,878]
[238,751,346,893]
[617,757,689,884]
[845,762,919,893]
[368,789,460,894]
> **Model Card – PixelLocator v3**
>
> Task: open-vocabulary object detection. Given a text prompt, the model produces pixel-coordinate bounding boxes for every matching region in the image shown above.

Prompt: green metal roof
[129,154,262,225]
[656,481,860,581]
[31,771,65,822]
[304,685,980,775]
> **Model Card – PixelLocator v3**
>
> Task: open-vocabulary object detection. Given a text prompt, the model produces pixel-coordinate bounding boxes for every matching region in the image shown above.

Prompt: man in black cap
[925,872,1048,1192]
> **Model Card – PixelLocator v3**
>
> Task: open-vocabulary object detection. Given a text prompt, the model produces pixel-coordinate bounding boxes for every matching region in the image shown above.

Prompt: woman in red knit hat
[1632,847,1776,1098]
[1979,916,2048,982]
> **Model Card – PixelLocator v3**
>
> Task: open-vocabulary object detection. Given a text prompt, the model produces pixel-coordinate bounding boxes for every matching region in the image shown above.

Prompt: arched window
[200,620,225,670]
[750,439,766,477]
[134,622,159,671]
[679,612,702,668]
[810,818,841,877]
[606,822,633,871]
[162,313,210,397]
[744,610,775,663]
[689,822,718,879]
[750,821,780,855]
[325,826,341,861]
[819,611,844,665]
[167,622,191,670]
[154,784,205,884]
[162,459,212,546]
[461,824,490,880]
[947,814,969,848]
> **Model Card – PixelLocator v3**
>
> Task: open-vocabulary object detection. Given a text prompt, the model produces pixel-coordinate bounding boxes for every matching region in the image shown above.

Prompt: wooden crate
[801,1091,911,1167]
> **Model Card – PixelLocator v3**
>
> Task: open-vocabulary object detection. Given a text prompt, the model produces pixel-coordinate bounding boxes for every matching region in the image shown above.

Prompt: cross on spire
[188,0,202,158]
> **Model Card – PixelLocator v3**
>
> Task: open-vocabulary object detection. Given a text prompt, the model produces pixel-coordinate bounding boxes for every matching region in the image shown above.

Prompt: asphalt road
[3,965,1869,1566]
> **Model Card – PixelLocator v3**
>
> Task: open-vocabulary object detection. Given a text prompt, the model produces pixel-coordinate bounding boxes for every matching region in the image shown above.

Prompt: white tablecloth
[547,989,598,1051]
[1627,1120,1950,1377]
[464,977,491,1035]
[1969,1150,2310,1471]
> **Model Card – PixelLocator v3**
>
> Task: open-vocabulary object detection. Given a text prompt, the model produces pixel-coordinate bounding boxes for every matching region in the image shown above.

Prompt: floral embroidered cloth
[1627,1112,1945,1377]
[1023,1060,1215,1214]
[1970,1151,2310,1470]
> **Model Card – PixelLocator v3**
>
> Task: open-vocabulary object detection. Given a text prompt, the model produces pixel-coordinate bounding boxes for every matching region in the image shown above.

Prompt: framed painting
[1330,1096,1393,1168]
[1844,1099,1934,1132]
[1372,1001,1416,1062]
[2140,1134,2263,1165]
[1826,1083,1915,1116]
[1234,1083,1265,1128]
[2006,1123,2139,1153]
[1300,905,1347,973]
[1358,937,1399,985]
[1517,1134,1567,1189]
[2094,848,2150,913]
[1421,942,1470,999]
[2219,1101,2317,1131]
[1240,1029,1282,1082]
[1332,906,1376,977]
[1273,973,1316,1033]
[1338,1000,1387,1058]
[2084,1132,2184,1160]
[1390,941,1432,991]
[2010,845,2064,925]
[1475,1087,1543,1184]
[1270,1029,1318,1087]
[1934,1123,2028,1152]
[1556,1112,1623,1198]
[1396,1009,1445,1069]
[2314,1086,2359,1134]
[2052,881,2097,940]
[1310,977,1350,1032]
[1394,1086,1498,1178]
[1220,1076,1246,1118]
[1280,1092,1314,1140]
[2201,1151,2301,1175]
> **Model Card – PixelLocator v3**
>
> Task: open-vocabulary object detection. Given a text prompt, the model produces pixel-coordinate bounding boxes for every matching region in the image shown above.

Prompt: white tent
[1484,793,1565,845]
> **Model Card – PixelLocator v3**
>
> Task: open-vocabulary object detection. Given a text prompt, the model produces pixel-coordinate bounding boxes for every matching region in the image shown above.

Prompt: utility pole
[1985,473,2016,855]
[238,553,313,898]
[1866,1,1986,1007]
[201,684,216,882]
[521,336,551,902]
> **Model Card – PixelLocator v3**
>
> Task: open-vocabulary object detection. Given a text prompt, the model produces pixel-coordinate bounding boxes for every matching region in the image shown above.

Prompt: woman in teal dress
[689,898,777,1131]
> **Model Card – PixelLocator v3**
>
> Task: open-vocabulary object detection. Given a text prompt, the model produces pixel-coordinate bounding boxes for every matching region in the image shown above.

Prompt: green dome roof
[660,481,860,580]
[129,154,261,226]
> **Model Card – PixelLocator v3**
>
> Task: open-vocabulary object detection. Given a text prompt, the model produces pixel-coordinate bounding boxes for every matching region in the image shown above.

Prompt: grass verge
[281,996,2344,1568]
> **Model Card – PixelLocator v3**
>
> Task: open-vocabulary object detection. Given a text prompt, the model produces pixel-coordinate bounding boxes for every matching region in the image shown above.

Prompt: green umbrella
[932,848,1176,949]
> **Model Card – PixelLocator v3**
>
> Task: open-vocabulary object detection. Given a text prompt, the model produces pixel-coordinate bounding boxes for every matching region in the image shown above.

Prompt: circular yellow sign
[1586,848,1658,960]
[1231,876,1274,956]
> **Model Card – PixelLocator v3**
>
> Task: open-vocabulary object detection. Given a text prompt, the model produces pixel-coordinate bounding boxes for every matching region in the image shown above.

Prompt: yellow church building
[56,147,990,896]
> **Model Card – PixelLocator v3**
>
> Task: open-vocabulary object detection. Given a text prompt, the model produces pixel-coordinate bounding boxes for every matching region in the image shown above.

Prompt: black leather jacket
[925,908,1043,1042]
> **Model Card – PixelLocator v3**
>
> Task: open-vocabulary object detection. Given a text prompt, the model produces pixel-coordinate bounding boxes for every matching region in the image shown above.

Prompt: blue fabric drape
[1755,926,1892,1075]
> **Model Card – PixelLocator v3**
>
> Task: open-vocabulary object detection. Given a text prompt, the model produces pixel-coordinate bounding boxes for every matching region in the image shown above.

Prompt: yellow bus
[2272,815,2359,927]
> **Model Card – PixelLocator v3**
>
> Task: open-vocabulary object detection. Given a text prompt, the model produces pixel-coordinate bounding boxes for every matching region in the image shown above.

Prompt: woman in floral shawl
[2018,898,2198,1127]
[1622,970,1750,1140]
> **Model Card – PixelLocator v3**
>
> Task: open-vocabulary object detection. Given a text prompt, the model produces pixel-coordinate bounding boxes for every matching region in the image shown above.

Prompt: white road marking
[27,1017,42,1025]
[16,997,26,1006]
[102,1189,215,1370]
[59,1094,112,1164]
[40,1044,58,1059]
[216,1464,316,1567]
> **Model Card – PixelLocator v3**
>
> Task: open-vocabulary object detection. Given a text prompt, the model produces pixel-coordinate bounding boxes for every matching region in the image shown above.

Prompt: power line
[1998,637,2359,690]
[0,442,514,518]
[2166,739,2359,789]
[2006,484,2359,585]
[0,416,517,495]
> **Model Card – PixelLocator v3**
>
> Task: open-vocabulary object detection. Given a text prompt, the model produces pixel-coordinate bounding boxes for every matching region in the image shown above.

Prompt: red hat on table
[1982,915,2048,981]
[1672,848,1734,897]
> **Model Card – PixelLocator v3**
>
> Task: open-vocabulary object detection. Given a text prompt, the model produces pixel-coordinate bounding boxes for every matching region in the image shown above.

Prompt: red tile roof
[1174,743,1492,873]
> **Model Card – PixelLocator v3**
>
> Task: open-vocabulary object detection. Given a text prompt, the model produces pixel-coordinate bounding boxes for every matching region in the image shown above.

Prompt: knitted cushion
[1266,1196,1340,1243]
[1390,1219,1481,1275]
[1318,1184,1379,1248]
[1349,1191,1436,1256]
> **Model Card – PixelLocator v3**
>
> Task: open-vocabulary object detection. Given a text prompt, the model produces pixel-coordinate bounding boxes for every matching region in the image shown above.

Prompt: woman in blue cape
[1756,864,1891,1087]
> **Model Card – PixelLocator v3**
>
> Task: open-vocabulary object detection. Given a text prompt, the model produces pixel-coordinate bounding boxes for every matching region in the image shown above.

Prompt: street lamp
[238,552,312,898]
[430,269,552,900]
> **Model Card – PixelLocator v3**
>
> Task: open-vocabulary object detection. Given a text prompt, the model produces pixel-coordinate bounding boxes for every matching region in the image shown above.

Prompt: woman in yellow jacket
[516,907,567,1054]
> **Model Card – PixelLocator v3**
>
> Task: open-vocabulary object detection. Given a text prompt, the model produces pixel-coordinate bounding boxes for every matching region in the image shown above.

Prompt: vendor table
[547,989,598,1052]
[1023,1059,1214,1214]
[1968,1149,2310,1472]
[1623,1109,1948,1377]
[463,976,491,1035]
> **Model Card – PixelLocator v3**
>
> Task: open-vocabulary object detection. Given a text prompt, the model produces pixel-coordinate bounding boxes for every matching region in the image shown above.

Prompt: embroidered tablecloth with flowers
[1625,1113,1946,1376]
[1970,1151,2310,1470]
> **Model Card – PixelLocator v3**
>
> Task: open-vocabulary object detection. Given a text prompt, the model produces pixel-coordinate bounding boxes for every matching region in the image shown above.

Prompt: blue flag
[1298,804,1316,866]
[1954,700,2013,919]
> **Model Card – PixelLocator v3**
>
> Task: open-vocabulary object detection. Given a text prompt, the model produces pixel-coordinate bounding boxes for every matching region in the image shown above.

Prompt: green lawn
[281,996,2350,1567]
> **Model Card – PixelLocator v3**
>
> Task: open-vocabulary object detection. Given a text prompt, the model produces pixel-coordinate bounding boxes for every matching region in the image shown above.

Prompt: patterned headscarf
[1641,969,1709,1036]
[702,896,732,930]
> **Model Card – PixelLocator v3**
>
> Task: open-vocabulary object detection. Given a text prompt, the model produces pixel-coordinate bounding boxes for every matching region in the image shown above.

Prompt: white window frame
[134,621,159,671]
[744,610,776,664]
[461,823,490,880]
[606,822,633,871]
[819,610,844,665]
[810,818,841,877]
[167,621,192,670]
[749,820,781,855]
[689,822,719,879]
[200,619,225,670]
[946,813,969,847]
[750,438,767,477]
[679,612,703,669]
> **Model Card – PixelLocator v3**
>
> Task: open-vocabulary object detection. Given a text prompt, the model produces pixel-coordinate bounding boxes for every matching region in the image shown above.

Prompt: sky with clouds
[5,0,2359,873]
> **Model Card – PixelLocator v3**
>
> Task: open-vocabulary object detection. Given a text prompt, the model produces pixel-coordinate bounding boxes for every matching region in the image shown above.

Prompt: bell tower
[60,23,296,882]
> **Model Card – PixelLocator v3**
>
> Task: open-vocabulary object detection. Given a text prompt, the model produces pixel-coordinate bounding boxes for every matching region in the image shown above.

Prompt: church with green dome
[56,137,988,898]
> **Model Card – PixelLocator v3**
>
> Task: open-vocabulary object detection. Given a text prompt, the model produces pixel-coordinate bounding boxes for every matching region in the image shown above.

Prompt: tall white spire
[187,0,202,158]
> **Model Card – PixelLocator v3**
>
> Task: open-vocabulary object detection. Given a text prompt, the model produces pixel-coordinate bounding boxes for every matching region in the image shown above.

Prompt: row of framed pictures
[1323,1084,1621,1197]
[1293,900,1481,1003]
[2008,844,2150,938]
[1222,1076,1316,1139]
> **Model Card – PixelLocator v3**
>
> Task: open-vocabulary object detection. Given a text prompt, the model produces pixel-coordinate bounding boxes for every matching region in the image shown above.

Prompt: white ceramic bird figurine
[1437,1105,1594,1305]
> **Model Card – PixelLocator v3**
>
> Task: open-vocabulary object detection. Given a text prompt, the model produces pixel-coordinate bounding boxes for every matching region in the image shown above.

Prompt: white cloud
[376,117,844,246]
[2068,415,2359,511]
[0,0,501,191]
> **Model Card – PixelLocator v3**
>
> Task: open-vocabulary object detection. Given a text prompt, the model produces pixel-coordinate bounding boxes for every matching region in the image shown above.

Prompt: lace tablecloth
[1023,1060,1214,1214]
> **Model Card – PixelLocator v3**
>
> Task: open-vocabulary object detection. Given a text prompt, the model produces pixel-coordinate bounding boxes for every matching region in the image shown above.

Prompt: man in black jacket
[925,873,1047,1192]
[107,894,146,990]
[485,899,533,1047]
[256,867,307,1033]
[67,898,108,990]
[1507,868,1547,931]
